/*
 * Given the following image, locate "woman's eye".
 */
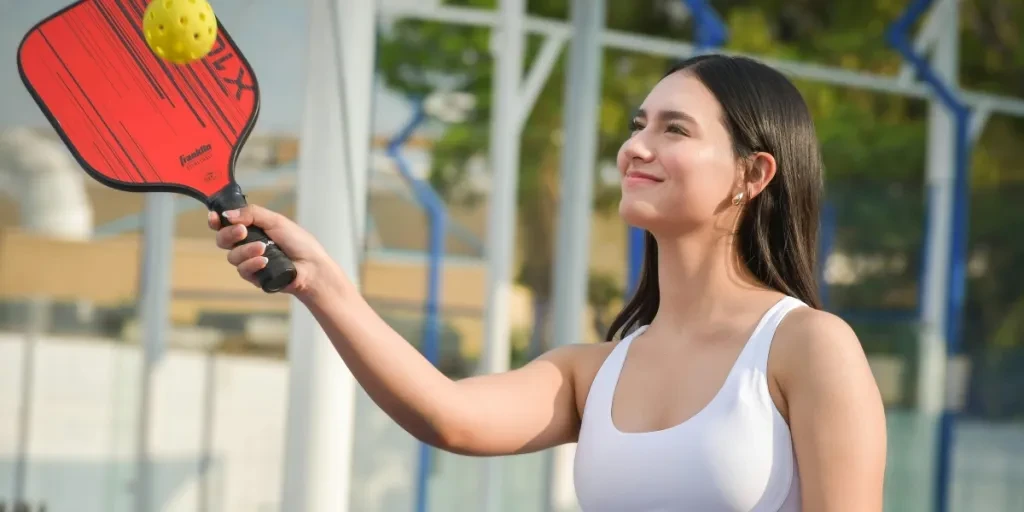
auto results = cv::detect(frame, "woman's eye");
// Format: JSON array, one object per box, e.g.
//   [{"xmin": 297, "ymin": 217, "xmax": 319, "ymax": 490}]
[
  {"xmin": 628, "ymin": 119, "xmax": 645, "ymax": 133},
  {"xmin": 667, "ymin": 123, "xmax": 687, "ymax": 136}
]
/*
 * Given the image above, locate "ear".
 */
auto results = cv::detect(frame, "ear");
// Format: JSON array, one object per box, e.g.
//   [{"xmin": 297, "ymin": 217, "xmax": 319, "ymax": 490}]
[{"xmin": 744, "ymin": 152, "xmax": 777, "ymax": 199}]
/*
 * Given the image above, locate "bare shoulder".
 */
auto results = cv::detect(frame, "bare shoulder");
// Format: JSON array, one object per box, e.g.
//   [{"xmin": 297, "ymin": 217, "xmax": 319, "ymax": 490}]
[
  {"xmin": 773, "ymin": 307, "xmax": 868, "ymax": 380},
  {"xmin": 536, "ymin": 340, "xmax": 620, "ymax": 420},
  {"xmin": 770, "ymin": 307, "xmax": 881, "ymax": 415},
  {"xmin": 539, "ymin": 339, "xmax": 619, "ymax": 383}
]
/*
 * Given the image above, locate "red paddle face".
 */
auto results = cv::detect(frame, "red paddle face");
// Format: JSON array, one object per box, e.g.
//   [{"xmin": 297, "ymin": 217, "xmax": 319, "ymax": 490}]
[{"xmin": 17, "ymin": 0, "xmax": 259, "ymax": 203}]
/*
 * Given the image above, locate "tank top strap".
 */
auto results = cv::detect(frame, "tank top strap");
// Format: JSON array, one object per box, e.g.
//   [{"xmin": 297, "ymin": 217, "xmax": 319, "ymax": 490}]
[
  {"xmin": 745, "ymin": 296, "xmax": 807, "ymax": 373},
  {"xmin": 584, "ymin": 325, "xmax": 648, "ymax": 425}
]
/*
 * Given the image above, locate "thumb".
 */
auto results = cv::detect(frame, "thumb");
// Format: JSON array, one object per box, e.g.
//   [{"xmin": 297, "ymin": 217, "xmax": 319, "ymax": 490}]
[{"xmin": 222, "ymin": 204, "xmax": 284, "ymax": 230}]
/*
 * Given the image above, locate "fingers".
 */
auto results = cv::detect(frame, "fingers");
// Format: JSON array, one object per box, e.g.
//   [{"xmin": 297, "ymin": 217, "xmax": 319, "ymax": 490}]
[
  {"xmin": 237, "ymin": 255, "xmax": 269, "ymax": 285},
  {"xmin": 216, "ymin": 223, "xmax": 248, "ymax": 249},
  {"xmin": 227, "ymin": 241, "xmax": 266, "ymax": 266},
  {"xmin": 207, "ymin": 211, "xmax": 221, "ymax": 231},
  {"xmin": 209, "ymin": 204, "xmax": 288, "ymax": 242},
  {"xmin": 207, "ymin": 204, "xmax": 287, "ymax": 289}
]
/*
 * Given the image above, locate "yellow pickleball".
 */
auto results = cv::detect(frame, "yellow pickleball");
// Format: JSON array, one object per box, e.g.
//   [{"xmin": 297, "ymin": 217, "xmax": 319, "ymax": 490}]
[{"xmin": 143, "ymin": 0, "xmax": 218, "ymax": 64}]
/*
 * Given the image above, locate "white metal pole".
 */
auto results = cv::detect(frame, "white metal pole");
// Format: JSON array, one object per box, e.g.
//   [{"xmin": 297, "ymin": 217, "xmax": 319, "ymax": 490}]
[
  {"xmin": 516, "ymin": 33, "xmax": 569, "ymax": 132},
  {"xmin": 12, "ymin": 296, "xmax": 47, "ymax": 508},
  {"xmin": 279, "ymin": 0, "xmax": 374, "ymax": 510},
  {"xmin": 134, "ymin": 192, "xmax": 176, "ymax": 512},
  {"xmin": 545, "ymin": 0, "xmax": 604, "ymax": 510},
  {"xmin": 917, "ymin": 0, "xmax": 958, "ymax": 419},
  {"xmin": 914, "ymin": 1, "xmax": 959, "ymax": 507},
  {"xmin": 335, "ymin": 0, "xmax": 376, "ymax": 241},
  {"xmin": 479, "ymin": 0, "xmax": 525, "ymax": 509}
]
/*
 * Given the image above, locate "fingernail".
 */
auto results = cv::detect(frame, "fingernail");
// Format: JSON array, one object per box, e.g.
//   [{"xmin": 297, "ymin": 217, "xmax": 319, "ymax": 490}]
[
  {"xmin": 208, "ymin": 211, "xmax": 216, "ymax": 222},
  {"xmin": 260, "ymin": 257, "xmax": 269, "ymax": 267},
  {"xmin": 257, "ymin": 242, "xmax": 268, "ymax": 254},
  {"xmin": 223, "ymin": 210, "xmax": 239, "ymax": 219}
]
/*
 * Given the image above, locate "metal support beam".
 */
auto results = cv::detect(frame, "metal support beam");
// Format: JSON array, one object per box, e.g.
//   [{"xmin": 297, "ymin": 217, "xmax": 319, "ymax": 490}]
[
  {"xmin": 915, "ymin": 0, "xmax": 958, "ymax": 422},
  {"xmin": 896, "ymin": 3, "xmax": 950, "ymax": 85},
  {"xmin": 517, "ymin": 33, "xmax": 569, "ymax": 132},
  {"xmin": 928, "ymin": 1, "xmax": 969, "ymax": 507},
  {"xmin": 546, "ymin": 2, "xmax": 606, "ymax": 511},
  {"xmin": 479, "ymin": 1, "xmax": 526, "ymax": 511},
  {"xmin": 12, "ymin": 297, "xmax": 47, "ymax": 510},
  {"xmin": 133, "ymin": 193, "xmax": 176, "ymax": 512},
  {"xmin": 279, "ymin": 0, "xmax": 375, "ymax": 510},
  {"xmin": 888, "ymin": 1, "xmax": 970, "ymax": 510},
  {"xmin": 970, "ymin": 101, "xmax": 992, "ymax": 142}
]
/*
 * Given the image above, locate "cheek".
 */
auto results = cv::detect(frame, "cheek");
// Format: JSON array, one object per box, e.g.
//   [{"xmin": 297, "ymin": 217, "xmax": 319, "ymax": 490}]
[
  {"xmin": 661, "ymin": 143, "xmax": 733, "ymax": 200},
  {"xmin": 617, "ymin": 139, "xmax": 737, "ymax": 230}
]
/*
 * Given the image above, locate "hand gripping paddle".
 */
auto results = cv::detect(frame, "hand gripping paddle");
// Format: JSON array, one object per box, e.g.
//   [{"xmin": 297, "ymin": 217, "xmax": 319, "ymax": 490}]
[{"xmin": 17, "ymin": 0, "xmax": 297, "ymax": 293}]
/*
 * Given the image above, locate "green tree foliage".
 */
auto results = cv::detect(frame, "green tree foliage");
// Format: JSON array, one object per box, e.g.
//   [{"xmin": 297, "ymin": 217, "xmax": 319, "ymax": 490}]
[{"xmin": 376, "ymin": 0, "xmax": 1024, "ymax": 414}]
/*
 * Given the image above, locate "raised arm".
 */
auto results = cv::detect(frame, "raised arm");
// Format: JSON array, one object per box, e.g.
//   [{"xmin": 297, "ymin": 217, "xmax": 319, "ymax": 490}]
[{"xmin": 211, "ymin": 205, "xmax": 583, "ymax": 456}]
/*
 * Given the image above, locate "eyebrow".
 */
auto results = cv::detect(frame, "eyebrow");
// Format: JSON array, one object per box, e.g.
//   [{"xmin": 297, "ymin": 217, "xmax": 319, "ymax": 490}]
[{"xmin": 634, "ymin": 108, "xmax": 698, "ymax": 125}]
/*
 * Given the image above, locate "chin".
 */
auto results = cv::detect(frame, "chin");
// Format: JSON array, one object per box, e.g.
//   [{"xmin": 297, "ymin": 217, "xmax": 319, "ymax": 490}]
[
  {"xmin": 618, "ymin": 197, "xmax": 660, "ymax": 230},
  {"xmin": 619, "ymin": 198, "xmax": 707, "ymax": 236}
]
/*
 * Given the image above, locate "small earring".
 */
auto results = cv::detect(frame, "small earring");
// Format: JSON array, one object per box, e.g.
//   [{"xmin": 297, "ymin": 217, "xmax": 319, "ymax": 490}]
[{"xmin": 732, "ymin": 192, "xmax": 744, "ymax": 206}]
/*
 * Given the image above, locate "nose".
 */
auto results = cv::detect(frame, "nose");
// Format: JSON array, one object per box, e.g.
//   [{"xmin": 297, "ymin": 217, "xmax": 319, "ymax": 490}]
[{"xmin": 618, "ymin": 132, "xmax": 654, "ymax": 170}]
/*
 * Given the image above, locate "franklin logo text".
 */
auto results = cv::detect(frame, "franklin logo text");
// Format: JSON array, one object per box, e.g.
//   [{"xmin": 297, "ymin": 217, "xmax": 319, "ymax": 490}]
[{"xmin": 180, "ymin": 144, "xmax": 212, "ymax": 168}]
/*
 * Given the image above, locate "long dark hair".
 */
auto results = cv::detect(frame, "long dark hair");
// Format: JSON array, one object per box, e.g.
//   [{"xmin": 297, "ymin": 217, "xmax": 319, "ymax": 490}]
[{"xmin": 606, "ymin": 54, "xmax": 824, "ymax": 341}]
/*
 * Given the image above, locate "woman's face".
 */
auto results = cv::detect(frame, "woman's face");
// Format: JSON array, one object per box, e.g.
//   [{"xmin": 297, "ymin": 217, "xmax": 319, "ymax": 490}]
[{"xmin": 617, "ymin": 71, "xmax": 743, "ymax": 236}]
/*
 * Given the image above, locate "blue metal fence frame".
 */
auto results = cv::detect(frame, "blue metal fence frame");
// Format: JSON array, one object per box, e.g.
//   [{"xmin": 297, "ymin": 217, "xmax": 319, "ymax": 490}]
[
  {"xmin": 886, "ymin": 1, "xmax": 973, "ymax": 510},
  {"xmin": 387, "ymin": 100, "xmax": 447, "ymax": 512},
  {"xmin": 817, "ymin": 201, "xmax": 837, "ymax": 309}
]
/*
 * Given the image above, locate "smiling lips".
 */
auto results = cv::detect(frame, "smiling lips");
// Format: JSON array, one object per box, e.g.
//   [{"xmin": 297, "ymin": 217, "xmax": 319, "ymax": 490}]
[{"xmin": 624, "ymin": 170, "xmax": 665, "ymax": 185}]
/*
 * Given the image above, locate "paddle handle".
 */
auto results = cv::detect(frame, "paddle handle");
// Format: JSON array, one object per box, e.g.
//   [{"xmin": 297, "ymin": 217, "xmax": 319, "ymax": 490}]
[{"xmin": 209, "ymin": 184, "xmax": 298, "ymax": 293}]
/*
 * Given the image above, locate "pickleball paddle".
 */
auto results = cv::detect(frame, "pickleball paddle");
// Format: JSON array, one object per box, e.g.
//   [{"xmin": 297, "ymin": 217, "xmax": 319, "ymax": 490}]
[{"xmin": 16, "ymin": 0, "xmax": 297, "ymax": 293}]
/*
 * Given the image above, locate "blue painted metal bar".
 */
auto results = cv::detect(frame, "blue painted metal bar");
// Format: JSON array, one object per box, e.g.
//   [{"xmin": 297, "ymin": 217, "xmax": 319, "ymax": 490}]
[
  {"xmin": 681, "ymin": 0, "xmax": 728, "ymax": 48},
  {"xmin": 886, "ymin": 2, "xmax": 972, "ymax": 510},
  {"xmin": 386, "ymin": 181, "xmax": 484, "ymax": 256},
  {"xmin": 387, "ymin": 100, "xmax": 447, "ymax": 512},
  {"xmin": 626, "ymin": 226, "xmax": 645, "ymax": 296},
  {"xmin": 627, "ymin": 0, "xmax": 727, "ymax": 298},
  {"xmin": 817, "ymin": 201, "xmax": 837, "ymax": 309}
]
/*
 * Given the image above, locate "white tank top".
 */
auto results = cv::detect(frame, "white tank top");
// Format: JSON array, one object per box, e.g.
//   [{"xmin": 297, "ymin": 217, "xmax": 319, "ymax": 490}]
[{"xmin": 574, "ymin": 296, "xmax": 805, "ymax": 511}]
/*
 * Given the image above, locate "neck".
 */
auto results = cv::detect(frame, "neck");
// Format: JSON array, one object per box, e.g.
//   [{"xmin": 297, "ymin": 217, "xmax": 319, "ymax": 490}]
[{"xmin": 649, "ymin": 228, "xmax": 767, "ymax": 332}]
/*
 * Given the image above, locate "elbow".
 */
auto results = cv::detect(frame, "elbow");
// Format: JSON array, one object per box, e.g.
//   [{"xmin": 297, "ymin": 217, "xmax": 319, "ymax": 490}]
[
  {"xmin": 415, "ymin": 408, "xmax": 486, "ymax": 456},
  {"xmin": 419, "ymin": 388, "xmax": 484, "ymax": 455},
  {"xmin": 429, "ymin": 418, "xmax": 478, "ymax": 455},
  {"xmin": 392, "ymin": 405, "xmax": 476, "ymax": 454}
]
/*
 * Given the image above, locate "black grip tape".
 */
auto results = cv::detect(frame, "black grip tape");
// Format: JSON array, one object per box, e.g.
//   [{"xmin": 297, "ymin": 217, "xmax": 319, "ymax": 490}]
[{"xmin": 209, "ymin": 184, "xmax": 297, "ymax": 293}]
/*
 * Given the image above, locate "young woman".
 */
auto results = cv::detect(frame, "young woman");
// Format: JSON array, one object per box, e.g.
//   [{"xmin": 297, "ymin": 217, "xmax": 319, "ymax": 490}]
[{"xmin": 210, "ymin": 54, "xmax": 887, "ymax": 511}]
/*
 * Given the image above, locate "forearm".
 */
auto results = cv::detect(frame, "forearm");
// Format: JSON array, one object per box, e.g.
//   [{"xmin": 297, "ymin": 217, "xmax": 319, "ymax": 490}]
[{"xmin": 298, "ymin": 267, "xmax": 466, "ymax": 448}]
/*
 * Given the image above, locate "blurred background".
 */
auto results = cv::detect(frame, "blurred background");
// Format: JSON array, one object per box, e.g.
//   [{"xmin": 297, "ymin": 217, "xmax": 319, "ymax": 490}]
[{"xmin": 1, "ymin": 0, "xmax": 1023, "ymax": 511}]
